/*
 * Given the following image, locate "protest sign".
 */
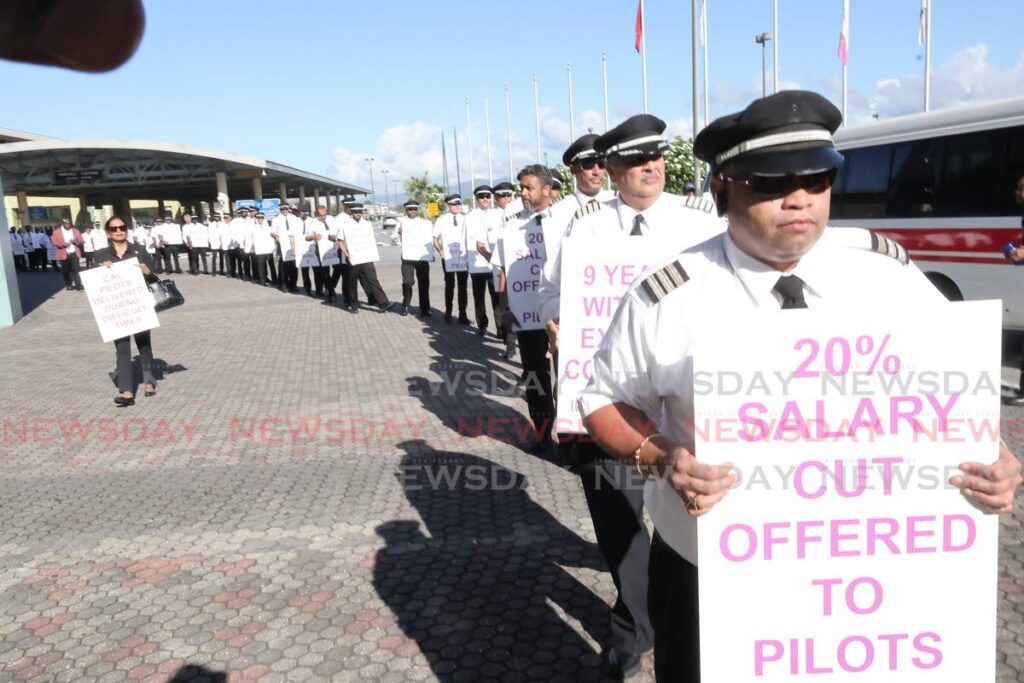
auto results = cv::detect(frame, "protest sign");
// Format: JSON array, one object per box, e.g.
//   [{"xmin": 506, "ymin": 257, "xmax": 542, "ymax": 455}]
[
  {"xmin": 694, "ymin": 301, "xmax": 1001, "ymax": 682},
  {"xmin": 555, "ymin": 237, "xmax": 654, "ymax": 430},
  {"xmin": 500, "ymin": 218, "xmax": 546, "ymax": 331},
  {"xmin": 80, "ymin": 258, "xmax": 160, "ymax": 342},
  {"xmin": 343, "ymin": 222, "xmax": 380, "ymax": 266}
]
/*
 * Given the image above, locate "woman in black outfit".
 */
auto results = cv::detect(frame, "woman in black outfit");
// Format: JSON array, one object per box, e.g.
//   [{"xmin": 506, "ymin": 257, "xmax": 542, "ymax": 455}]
[{"xmin": 93, "ymin": 215, "xmax": 159, "ymax": 407}]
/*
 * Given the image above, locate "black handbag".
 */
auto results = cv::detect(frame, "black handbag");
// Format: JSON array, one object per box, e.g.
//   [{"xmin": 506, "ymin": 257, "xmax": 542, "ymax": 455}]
[{"xmin": 149, "ymin": 279, "xmax": 185, "ymax": 312}]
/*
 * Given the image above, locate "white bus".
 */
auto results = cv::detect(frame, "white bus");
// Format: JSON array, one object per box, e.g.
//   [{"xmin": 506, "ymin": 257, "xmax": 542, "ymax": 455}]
[{"xmin": 830, "ymin": 97, "xmax": 1024, "ymax": 327}]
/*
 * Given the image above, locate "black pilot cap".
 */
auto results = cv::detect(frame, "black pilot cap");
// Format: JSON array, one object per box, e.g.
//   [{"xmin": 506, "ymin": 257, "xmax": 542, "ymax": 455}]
[
  {"xmin": 594, "ymin": 114, "xmax": 669, "ymax": 159},
  {"xmin": 403, "ymin": 200, "xmax": 419, "ymax": 209},
  {"xmin": 694, "ymin": 90, "xmax": 844, "ymax": 175},
  {"xmin": 562, "ymin": 133, "xmax": 601, "ymax": 165}
]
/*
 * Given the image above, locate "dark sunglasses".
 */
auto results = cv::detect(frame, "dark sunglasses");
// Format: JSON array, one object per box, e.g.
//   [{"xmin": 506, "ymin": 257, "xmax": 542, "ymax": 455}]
[
  {"xmin": 578, "ymin": 158, "xmax": 606, "ymax": 171},
  {"xmin": 475, "ymin": 193, "xmax": 492, "ymax": 199},
  {"xmin": 107, "ymin": 225, "xmax": 127, "ymax": 232},
  {"xmin": 722, "ymin": 168, "xmax": 837, "ymax": 198}
]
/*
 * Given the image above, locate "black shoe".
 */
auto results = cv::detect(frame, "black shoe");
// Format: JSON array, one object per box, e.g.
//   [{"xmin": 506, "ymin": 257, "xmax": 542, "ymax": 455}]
[
  {"xmin": 1005, "ymin": 393, "xmax": 1024, "ymax": 406},
  {"xmin": 477, "ymin": 327, "xmax": 486, "ymax": 337},
  {"xmin": 401, "ymin": 306, "xmax": 409, "ymax": 316},
  {"xmin": 144, "ymin": 385, "xmax": 156, "ymax": 398},
  {"xmin": 419, "ymin": 310, "xmax": 431, "ymax": 317},
  {"xmin": 113, "ymin": 395, "xmax": 135, "ymax": 407},
  {"xmin": 605, "ymin": 647, "xmax": 643, "ymax": 678},
  {"xmin": 457, "ymin": 316, "xmax": 470, "ymax": 325},
  {"xmin": 349, "ymin": 305, "xmax": 359, "ymax": 314},
  {"xmin": 445, "ymin": 312, "xmax": 452, "ymax": 324},
  {"xmin": 326, "ymin": 292, "xmax": 335, "ymax": 303}
]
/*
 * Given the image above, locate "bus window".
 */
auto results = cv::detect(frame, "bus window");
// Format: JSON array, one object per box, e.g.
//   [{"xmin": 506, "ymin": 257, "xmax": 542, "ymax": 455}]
[
  {"xmin": 888, "ymin": 139, "xmax": 945, "ymax": 217},
  {"xmin": 998, "ymin": 126, "xmax": 1024, "ymax": 215},
  {"xmin": 937, "ymin": 129, "xmax": 1006, "ymax": 216},
  {"xmin": 835, "ymin": 145, "xmax": 891, "ymax": 219}
]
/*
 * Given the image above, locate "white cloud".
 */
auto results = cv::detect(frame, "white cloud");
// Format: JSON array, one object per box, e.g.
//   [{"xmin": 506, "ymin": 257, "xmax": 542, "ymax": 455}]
[{"xmin": 852, "ymin": 43, "xmax": 1024, "ymax": 123}]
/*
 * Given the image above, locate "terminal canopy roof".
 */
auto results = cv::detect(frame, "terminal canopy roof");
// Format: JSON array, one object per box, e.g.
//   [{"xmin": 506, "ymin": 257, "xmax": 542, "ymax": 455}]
[{"xmin": 0, "ymin": 136, "xmax": 368, "ymax": 203}]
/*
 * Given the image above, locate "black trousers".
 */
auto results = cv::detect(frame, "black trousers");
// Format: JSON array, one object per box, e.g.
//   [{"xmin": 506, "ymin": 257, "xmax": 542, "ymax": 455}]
[
  {"xmin": 269, "ymin": 253, "xmax": 278, "ymax": 284},
  {"xmin": 254, "ymin": 253, "xmax": 271, "ymax": 286},
  {"xmin": 649, "ymin": 531, "xmax": 700, "ymax": 682},
  {"xmin": 226, "ymin": 248, "xmax": 240, "ymax": 278},
  {"xmin": 13, "ymin": 253, "xmax": 27, "ymax": 271},
  {"xmin": 113, "ymin": 330, "xmax": 155, "ymax": 394},
  {"xmin": 516, "ymin": 329, "xmax": 554, "ymax": 439},
  {"xmin": 301, "ymin": 266, "xmax": 312, "ymax": 292},
  {"xmin": 470, "ymin": 272, "xmax": 493, "ymax": 331},
  {"xmin": 338, "ymin": 263, "xmax": 352, "ymax": 304},
  {"xmin": 442, "ymin": 260, "xmax": 468, "ymax": 317},
  {"xmin": 401, "ymin": 260, "xmax": 430, "ymax": 312},
  {"xmin": 280, "ymin": 260, "xmax": 298, "ymax": 291},
  {"xmin": 214, "ymin": 249, "xmax": 227, "ymax": 275},
  {"xmin": 60, "ymin": 254, "xmax": 81, "ymax": 289},
  {"xmin": 348, "ymin": 262, "xmax": 389, "ymax": 307},
  {"xmin": 164, "ymin": 244, "xmax": 183, "ymax": 273},
  {"xmin": 189, "ymin": 247, "xmax": 209, "ymax": 274},
  {"xmin": 312, "ymin": 265, "xmax": 330, "ymax": 295},
  {"xmin": 567, "ymin": 440, "xmax": 654, "ymax": 658},
  {"xmin": 84, "ymin": 252, "xmax": 95, "ymax": 269}
]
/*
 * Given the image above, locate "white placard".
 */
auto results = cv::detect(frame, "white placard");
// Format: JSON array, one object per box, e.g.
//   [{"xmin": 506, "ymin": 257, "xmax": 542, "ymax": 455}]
[
  {"xmin": 318, "ymin": 236, "xmax": 340, "ymax": 266},
  {"xmin": 555, "ymin": 238, "xmax": 656, "ymax": 431},
  {"xmin": 80, "ymin": 258, "xmax": 160, "ymax": 343},
  {"xmin": 441, "ymin": 240, "xmax": 468, "ymax": 271},
  {"xmin": 400, "ymin": 219, "xmax": 435, "ymax": 262},
  {"xmin": 501, "ymin": 218, "xmax": 547, "ymax": 331},
  {"xmin": 296, "ymin": 237, "xmax": 319, "ymax": 268},
  {"xmin": 344, "ymin": 222, "xmax": 380, "ymax": 266},
  {"xmin": 694, "ymin": 301, "xmax": 1001, "ymax": 682}
]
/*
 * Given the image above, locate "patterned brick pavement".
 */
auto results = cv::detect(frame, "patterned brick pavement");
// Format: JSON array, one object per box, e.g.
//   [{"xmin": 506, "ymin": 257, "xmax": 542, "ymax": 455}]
[{"xmin": 0, "ymin": 242, "xmax": 1022, "ymax": 682}]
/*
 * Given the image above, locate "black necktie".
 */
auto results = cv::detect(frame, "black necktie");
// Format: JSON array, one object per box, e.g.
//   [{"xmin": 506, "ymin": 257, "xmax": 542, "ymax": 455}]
[
  {"xmin": 773, "ymin": 275, "xmax": 808, "ymax": 309},
  {"xmin": 630, "ymin": 214, "xmax": 644, "ymax": 236},
  {"xmin": 453, "ymin": 215, "xmax": 458, "ymax": 227}
]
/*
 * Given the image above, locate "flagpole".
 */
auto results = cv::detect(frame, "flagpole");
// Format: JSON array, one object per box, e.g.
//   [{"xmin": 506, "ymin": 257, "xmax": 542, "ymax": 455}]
[
  {"xmin": 484, "ymin": 95, "xmax": 494, "ymax": 184},
  {"xmin": 441, "ymin": 132, "xmax": 450, "ymax": 194},
  {"xmin": 691, "ymin": 0, "xmax": 700, "ymax": 187},
  {"xmin": 602, "ymin": 52, "xmax": 610, "ymax": 132},
  {"xmin": 505, "ymin": 82, "xmax": 514, "ymax": 182},
  {"xmin": 533, "ymin": 73, "xmax": 542, "ymax": 163},
  {"xmin": 701, "ymin": 0, "xmax": 709, "ymax": 127},
  {"xmin": 567, "ymin": 64, "xmax": 575, "ymax": 142},
  {"xmin": 772, "ymin": 0, "xmax": 779, "ymax": 93},
  {"xmin": 466, "ymin": 99, "xmax": 476, "ymax": 197},
  {"xmin": 923, "ymin": 0, "xmax": 931, "ymax": 112},
  {"xmin": 641, "ymin": 0, "xmax": 649, "ymax": 113},
  {"xmin": 453, "ymin": 125, "xmax": 462, "ymax": 197}
]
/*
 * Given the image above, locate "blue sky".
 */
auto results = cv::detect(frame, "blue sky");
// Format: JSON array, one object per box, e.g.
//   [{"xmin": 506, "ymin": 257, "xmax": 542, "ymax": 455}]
[{"xmin": 2, "ymin": 0, "xmax": 1022, "ymax": 201}]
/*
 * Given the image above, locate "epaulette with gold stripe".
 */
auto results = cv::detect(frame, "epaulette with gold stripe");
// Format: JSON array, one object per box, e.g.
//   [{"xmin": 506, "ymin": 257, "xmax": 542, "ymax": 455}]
[
  {"xmin": 870, "ymin": 232, "xmax": 910, "ymax": 265},
  {"xmin": 573, "ymin": 200, "xmax": 606, "ymax": 221},
  {"xmin": 640, "ymin": 260, "xmax": 689, "ymax": 302},
  {"xmin": 683, "ymin": 194, "xmax": 716, "ymax": 214},
  {"xmin": 503, "ymin": 208, "xmax": 529, "ymax": 224}
]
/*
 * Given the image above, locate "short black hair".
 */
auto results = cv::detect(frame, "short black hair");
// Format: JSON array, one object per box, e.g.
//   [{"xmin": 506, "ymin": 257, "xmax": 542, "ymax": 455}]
[{"xmin": 516, "ymin": 164, "xmax": 553, "ymax": 187}]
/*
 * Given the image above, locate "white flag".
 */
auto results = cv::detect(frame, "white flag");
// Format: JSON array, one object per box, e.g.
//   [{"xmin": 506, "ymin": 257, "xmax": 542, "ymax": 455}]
[{"xmin": 918, "ymin": 0, "xmax": 929, "ymax": 46}]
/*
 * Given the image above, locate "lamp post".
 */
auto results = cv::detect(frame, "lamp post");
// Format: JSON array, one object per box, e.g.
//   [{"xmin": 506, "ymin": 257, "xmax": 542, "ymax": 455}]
[
  {"xmin": 755, "ymin": 32, "xmax": 772, "ymax": 97},
  {"xmin": 382, "ymin": 169, "xmax": 390, "ymax": 209},
  {"xmin": 364, "ymin": 157, "xmax": 375, "ymax": 205}
]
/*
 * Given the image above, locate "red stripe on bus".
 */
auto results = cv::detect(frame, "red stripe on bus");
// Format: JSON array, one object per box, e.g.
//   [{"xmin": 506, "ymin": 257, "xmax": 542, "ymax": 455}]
[
  {"xmin": 876, "ymin": 227, "xmax": 1019, "ymax": 253},
  {"xmin": 913, "ymin": 255, "xmax": 1007, "ymax": 265}
]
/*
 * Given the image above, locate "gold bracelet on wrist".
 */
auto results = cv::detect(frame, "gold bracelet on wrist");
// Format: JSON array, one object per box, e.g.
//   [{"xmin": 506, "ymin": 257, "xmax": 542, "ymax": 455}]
[{"xmin": 633, "ymin": 432, "xmax": 662, "ymax": 475}]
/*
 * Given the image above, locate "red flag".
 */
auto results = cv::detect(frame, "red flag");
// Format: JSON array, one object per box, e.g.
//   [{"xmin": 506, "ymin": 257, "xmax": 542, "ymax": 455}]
[{"xmin": 635, "ymin": 0, "xmax": 643, "ymax": 52}]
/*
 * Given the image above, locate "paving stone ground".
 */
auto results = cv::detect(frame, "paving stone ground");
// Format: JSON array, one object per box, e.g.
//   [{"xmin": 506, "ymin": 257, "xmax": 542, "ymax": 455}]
[{"xmin": 1, "ymin": 240, "xmax": 1022, "ymax": 682}]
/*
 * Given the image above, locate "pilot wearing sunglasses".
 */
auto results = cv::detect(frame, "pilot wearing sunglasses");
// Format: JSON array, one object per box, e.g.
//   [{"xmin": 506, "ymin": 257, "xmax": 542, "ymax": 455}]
[{"xmin": 577, "ymin": 90, "xmax": 1022, "ymax": 682}]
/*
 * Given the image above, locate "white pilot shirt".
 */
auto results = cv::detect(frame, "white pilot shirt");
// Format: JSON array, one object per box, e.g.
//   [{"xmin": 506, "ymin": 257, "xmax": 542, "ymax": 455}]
[
  {"xmin": 538, "ymin": 191, "xmax": 725, "ymax": 324},
  {"xmin": 463, "ymin": 208, "xmax": 495, "ymax": 274},
  {"xmin": 187, "ymin": 222, "xmax": 210, "ymax": 248},
  {"xmin": 162, "ymin": 222, "xmax": 184, "ymax": 246},
  {"xmin": 433, "ymin": 212, "xmax": 468, "ymax": 270},
  {"xmin": 207, "ymin": 222, "xmax": 222, "ymax": 251},
  {"xmin": 577, "ymin": 228, "xmax": 947, "ymax": 567},
  {"xmin": 251, "ymin": 220, "xmax": 277, "ymax": 255},
  {"xmin": 271, "ymin": 214, "xmax": 301, "ymax": 262},
  {"xmin": 10, "ymin": 233, "xmax": 24, "ymax": 255}
]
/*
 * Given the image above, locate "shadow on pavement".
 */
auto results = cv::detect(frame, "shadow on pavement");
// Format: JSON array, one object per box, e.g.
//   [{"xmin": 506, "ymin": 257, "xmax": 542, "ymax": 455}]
[
  {"xmin": 17, "ymin": 270, "xmax": 65, "ymax": 316},
  {"xmin": 374, "ymin": 441, "xmax": 615, "ymax": 682},
  {"xmin": 167, "ymin": 664, "xmax": 227, "ymax": 682}
]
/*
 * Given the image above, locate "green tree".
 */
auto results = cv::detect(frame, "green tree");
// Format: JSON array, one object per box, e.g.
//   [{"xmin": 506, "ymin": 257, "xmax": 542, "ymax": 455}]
[
  {"xmin": 403, "ymin": 173, "xmax": 445, "ymax": 208},
  {"xmin": 553, "ymin": 164, "xmax": 574, "ymax": 196},
  {"xmin": 663, "ymin": 135, "xmax": 697, "ymax": 195}
]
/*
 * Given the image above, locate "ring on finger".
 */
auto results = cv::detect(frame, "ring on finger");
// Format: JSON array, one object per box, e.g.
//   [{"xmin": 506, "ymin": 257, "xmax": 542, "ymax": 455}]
[{"xmin": 686, "ymin": 493, "xmax": 699, "ymax": 511}]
